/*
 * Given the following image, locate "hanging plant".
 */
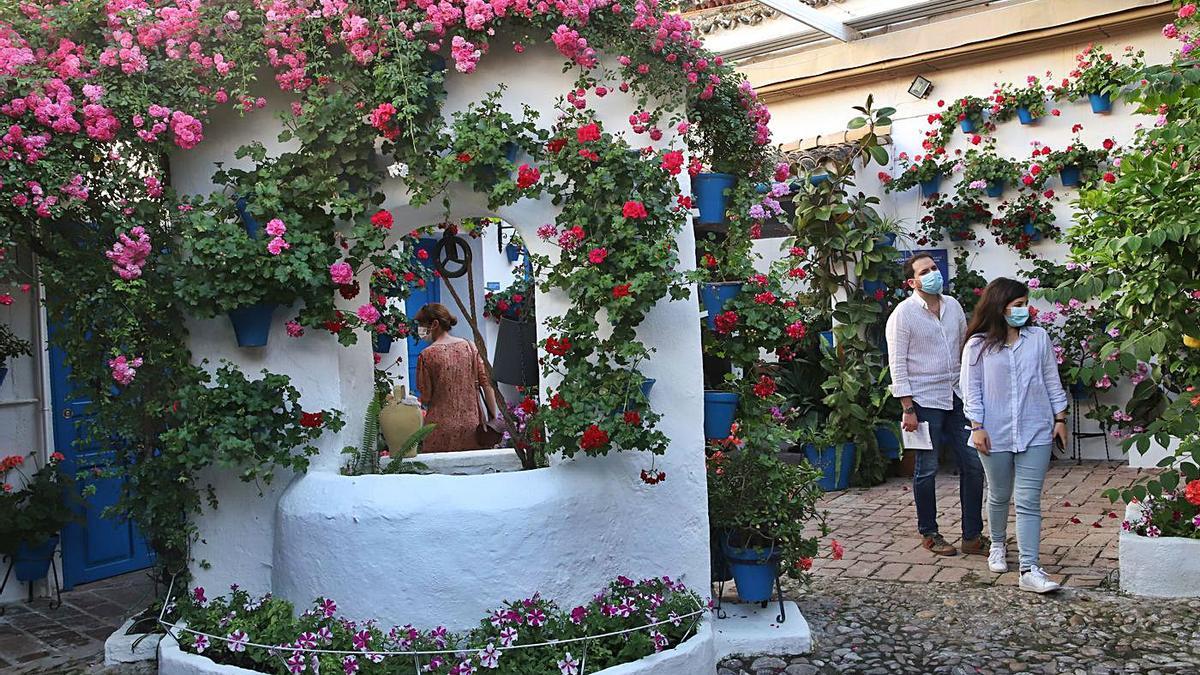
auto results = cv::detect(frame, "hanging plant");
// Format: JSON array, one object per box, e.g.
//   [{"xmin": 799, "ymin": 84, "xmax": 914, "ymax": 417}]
[
  {"xmin": 1043, "ymin": 132, "xmax": 1115, "ymax": 187},
  {"xmin": 1053, "ymin": 44, "xmax": 1145, "ymax": 107},
  {"xmin": 991, "ymin": 74, "xmax": 1057, "ymax": 124},
  {"xmin": 915, "ymin": 194, "xmax": 992, "ymax": 246},
  {"xmin": 960, "ymin": 142, "xmax": 1019, "ymax": 198},
  {"xmin": 880, "ymin": 151, "xmax": 948, "ymax": 195},
  {"xmin": 990, "ymin": 193, "xmax": 1059, "ymax": 256}
]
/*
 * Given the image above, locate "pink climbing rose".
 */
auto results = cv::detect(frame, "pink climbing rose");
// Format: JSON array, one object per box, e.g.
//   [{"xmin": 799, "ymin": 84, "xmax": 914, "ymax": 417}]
[
  {"xmin": 105, "ymin": 227, "xmax": 152, "ymax": 280},
  {"xmin": 356, "ymin": 304, "xmax": 381, "ymax": 324},
  {"xmin": 330, "ymin": 262, "xmax": 353, "ymax": 285},
  {"xmin": 108, "ymin": 355, "xmax": 143, "ymax": 386}
]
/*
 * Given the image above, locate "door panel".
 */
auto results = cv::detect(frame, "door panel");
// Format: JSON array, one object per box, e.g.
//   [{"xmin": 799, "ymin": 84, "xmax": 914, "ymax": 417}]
[{"xmin": 406, "ymin": 239, "xmax": 442, "ymax": 396}]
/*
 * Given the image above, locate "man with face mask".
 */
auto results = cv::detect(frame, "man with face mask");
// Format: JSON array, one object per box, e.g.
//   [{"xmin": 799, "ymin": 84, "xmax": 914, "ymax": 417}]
[{"xmin": 884, "ymin": 253, "xmax": 987, "ymax": 557}]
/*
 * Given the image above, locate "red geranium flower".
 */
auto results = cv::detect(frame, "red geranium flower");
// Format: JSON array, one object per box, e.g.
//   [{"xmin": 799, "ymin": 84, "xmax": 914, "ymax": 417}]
[
  {"xmin": 623, "ymin": 410, "xmax": 641, "ymax": 425},
  {"xmin": 831, "ymin": 540, "xmax": 845, "ymax": 560},
  {"xmin": 588, "ymin": 247, "xmax": 607, "ymax": 265},
  {"xmin": 1103, "ymin": 172, "xmax": 1116, "ymax": 183},
  {"xmin": 786, "ymin": 321, "xmax": 806, "ymax": 339},
  {"xmin": 612, "ymin": 284, "xmax": 631, "ymax": 298},
  {"xmin": 702, "ymin": 253, "xmax": 718, "ymax": 269},
  {"xmin": 576, "ymin": 123, "xmax": 601, "ymax": 143},
  {"xmin": 456, "ymin": 152, "xmax": 472, "ymax": 163},
  {"xmin": 752, "ymin": 375, "xmax": 777, "ymax": 398},
  {"xmin": 622, "ymin": 200, "xmax": 648, "ymax": 219},
  {"xmin": 796, "ymin": 557, "xmax": 813, "ymax": 571},
  {"xmin": 519, "ymin": 397, "xmax": 537, "ymax": 414},
  {"xmin": 550, "ymin": 392, "xmax": 568, "ymax": 410},
  {"xmin": 753, "ymin": 291, "xmax": 776, "ymax": 305},
  {"xmin": 714, "ymin": 310, "xmax": 738, "ymax": 335},
  {"xmin": 580, "ymin": 424, "xmax": 609, "ymax": 451},
  {"xmin": 1184, "ymin": 479, "xmax": 1200, "ymax": 506},
  {"xmin": 660, "ymin": 150, "xmax": 684, "ymax": 175},
  {"xmin": 299, "ymin": 411, "xmax": 324, "ymax": 428},
  {"xmin": 370, "ymin": 210, "xmax": 393, "ymax": 229},
  {"xmin": 547, "ymin": 137, "xmax": 566, "ymax": 154},
  {"xmin": 545, "ymin": 336, "xmax": 572, "ymax": 356},
  {"xmin": 517, "ymin": 164, "xmax": 541, "ymax": 190}
]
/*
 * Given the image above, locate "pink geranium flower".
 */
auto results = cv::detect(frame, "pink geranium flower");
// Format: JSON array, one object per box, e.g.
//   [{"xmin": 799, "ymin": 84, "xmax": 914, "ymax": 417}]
[{"xmin": 330, "ymin": 262, "xmax": 353, "ymax": 285}]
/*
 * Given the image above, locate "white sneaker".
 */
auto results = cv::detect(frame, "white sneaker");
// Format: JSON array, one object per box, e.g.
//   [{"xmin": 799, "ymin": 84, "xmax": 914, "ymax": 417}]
[
  {"xmin": 1018, "ymin": 565, "xmax": 1062, "ymax": 594},
  {"xmin": 987, "ymin": 545, "xmax": 1008, "ymax": 573}
]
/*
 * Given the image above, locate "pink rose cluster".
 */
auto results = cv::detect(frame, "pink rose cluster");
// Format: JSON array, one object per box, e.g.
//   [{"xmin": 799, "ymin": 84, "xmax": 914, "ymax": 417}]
[
  {"xmin": 330, "ymin": 262, "xmax": 354, "ymax": 285},
  {"xmin": 105, "ymin": 226, "xmax": 153, "ymax": 280},
  {"xmin": 108, "ymin": 354, "xmax": 143, "ymax": 386}
]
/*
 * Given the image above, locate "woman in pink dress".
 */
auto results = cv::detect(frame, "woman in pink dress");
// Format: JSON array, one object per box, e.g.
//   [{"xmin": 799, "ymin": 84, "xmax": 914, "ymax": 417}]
[{"xmin": 414, "ymin": 303, "xmax": 500, "ymax": 453}]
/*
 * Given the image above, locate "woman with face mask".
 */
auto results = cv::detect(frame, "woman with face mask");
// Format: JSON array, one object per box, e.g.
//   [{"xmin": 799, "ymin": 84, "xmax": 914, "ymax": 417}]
[
  {"xmin": 960, "ymin": 278, "xmax": 1069, "ymax": 593},
  {"xmin": 413, "ymin": 303, "xmax": 500, "ymax": 453}
]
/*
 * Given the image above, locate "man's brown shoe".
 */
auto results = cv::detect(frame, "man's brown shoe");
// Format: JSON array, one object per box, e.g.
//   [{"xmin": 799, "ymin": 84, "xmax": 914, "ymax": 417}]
[
  {"xmin": 961, "ymin": 536, "xmax": 992, "ymax": 555},
  {"xmin": 922, "ymin": 533, "xmax": 958, "ymax": 556}
]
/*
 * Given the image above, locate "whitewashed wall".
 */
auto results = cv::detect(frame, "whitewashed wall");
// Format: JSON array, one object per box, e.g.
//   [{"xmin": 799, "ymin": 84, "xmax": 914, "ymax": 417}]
[
  {"xmin": 749, "ymin": 24, "xmax": 1174, "ymax": 464},
  {"xmin": 170, "ymin": 38, "xmax": 711, "ymax": 635}
]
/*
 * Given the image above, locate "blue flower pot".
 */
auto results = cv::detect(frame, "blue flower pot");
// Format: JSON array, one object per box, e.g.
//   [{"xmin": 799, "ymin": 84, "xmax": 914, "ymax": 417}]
[
  {"xmin": 235, "ymin": 197, "xmax": 260, "ymax": 239},
  {"xmin": 1089, "ymin": 92, "xmax": 1112, "ymax": 114},
  {"xmin": 227, "ymin": 303, "xmax": 278, "ymax": 348},
  {"xmin": 374, "ymin": 333, "xmax": 393, "ymax": 354},
  {"xmin": 986, "ymin": 181, "xmax": 1006, "ymax": 198},
  {"xmin": 14, "ymin": 536, "xmax": 58, "ymax": 582},
  {"xmin": 703, "ymin": 391, "xmax": 739, "ymax": 440},
  {"xmin": 877, "ymin": 232, "xmax": 897, "ymax": 247},
  {"xmin": 1017, "ymin": 106, "xmax": 1036, "ymax": 125},
  {"xmin": 874, "ymin": 426, "xmax": 901, "ymax": 460},
  {"xmin": 700, "ymin": 282, "xmax": 743, "ymax": 331},
  {"xmin": 1071, "ymin": 381, "xmax": 1089, "ymax": 400},
  {"xmin": 693, "ymin": 173, "xmax": 737, "ymax": 225},
  {"xmin": 1022, "ymin": 222, "xmax": 1042, "ymax": 242},
  {"xmin": 720, "ymin": 533, "xmax": 779, "ymax": 603},
  {"xmin": 919, "ymin": 174, "xmax": 942, "ymax": 198},
  {"xmin": 640, "ymin": 378, "xmax": 655, "ymax": 399},
  {"xmin": 803, "ymin": 443, "xmax": 857, "ymax": 491},
  {"xmin": 809, "ymin": 173, "xmax": 830, "ymax": 186},
  {"xmin": 960, "ymin": 118, "xmax": 977, "ymax": 133},
  {"xmin": 819, "ymin": 330, "xmax": 834, "ymax": 349},
  {"xmin": 505, "ymin": 243, "xmax": 522, "ymax": 263},
  {"xmin": 0, "ymin": 366, "xmax": 7, "ymax": 388},
  {"xmin": 1059, "ymin": 165, "xmax": 1082, "ymax": 188}
]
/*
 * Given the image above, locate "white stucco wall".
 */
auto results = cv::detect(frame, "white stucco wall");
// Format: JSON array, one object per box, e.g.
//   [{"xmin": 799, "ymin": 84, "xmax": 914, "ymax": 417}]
[
  {"xmin": 745, "ymin": 22, "xmax": 1174, "ymax": 464},
  {"xmin": 169, "ymin": 38, "xmax": 710, "ymax": 640}
]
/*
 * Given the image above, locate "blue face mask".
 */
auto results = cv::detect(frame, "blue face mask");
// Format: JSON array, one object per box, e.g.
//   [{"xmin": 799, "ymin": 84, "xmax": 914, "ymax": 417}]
[
  {"xmin": 918, "ymin": 269, "xmax": 943, "ymax": 295},
  {"xmin": 1006, "ymin": 306, "xmax": 1030, "ymax": 327}
]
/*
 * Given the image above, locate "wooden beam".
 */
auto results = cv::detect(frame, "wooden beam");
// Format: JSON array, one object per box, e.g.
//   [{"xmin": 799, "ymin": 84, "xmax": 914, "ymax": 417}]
[{"xmin": 754, "ymin": 0, "xmax": 862, "ymax": 42}]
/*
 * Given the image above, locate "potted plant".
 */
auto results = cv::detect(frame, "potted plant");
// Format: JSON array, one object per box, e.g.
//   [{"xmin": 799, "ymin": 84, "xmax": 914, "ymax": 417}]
[
  {"xmin": 686, "ymin": 79, "xmax": 771, "ymax": 225},
  {"xmin": 881, "ymin": 152, "xmax": 947, "ymax": 198},
  {"xmin": 990, "ymin": 193, "xmax": 1058, "ymax": 256},
  {"xmin": 1045, "ymin": 136, "xmax": 1112, "ymax": 188},
  {"xmin": 0, "ymin": 322, "xmax": 32, "ymax": 388},
  {"xmin": 1057, "ymin": 44, "xmax": 1145, "ymax": 114},
  {"xmin": 0, "ymin": 452, "xmax": 79, "ymax": 583},
  {"xmin": 948, "ymin": 249, "xmax": 989, "ymax": 317},
  {"xmin": 707, "ymin": 447, "xmax": 827, "ymax": 601},
  {"xmin": 944, "ymin": 95, "xmax": 988, "ymax": 134},
  {"xmin": 915, "ymin": 193, "xmax": 991, "ymax": 245},
  {"xmin": 961, "ymin": 143, "xmax": 1018, "ymax": 199},
  {"xmin": 992, "ymin": 75, "xmax": 1051, "ymax": 125},
  {"xmin": 504, "ymin": 232, "xmax": 524, "ymax": 263}
]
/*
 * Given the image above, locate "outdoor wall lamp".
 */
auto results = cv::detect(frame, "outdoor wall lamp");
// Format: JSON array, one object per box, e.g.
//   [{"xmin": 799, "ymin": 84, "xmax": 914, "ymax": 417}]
[{"xmin": 908, "ymin": 75, "xmax": 933, "ymax": 99}]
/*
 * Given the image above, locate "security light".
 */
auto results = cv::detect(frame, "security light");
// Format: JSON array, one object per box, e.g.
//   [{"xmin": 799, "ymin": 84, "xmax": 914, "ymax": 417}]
[{"xmin": 908, "ymin": 75, "xmax": 933, "ymax": 100}]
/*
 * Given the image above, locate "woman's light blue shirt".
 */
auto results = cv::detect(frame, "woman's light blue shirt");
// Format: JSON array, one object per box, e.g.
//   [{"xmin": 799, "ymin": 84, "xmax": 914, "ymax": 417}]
[{"xmin": 960, "ymin": 326, "xmax": 1069, "ymax": 453}]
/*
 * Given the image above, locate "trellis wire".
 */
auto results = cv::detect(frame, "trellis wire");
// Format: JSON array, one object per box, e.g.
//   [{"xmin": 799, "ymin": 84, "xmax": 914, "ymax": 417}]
[{"xmin": 157, "ymin": 575, "xmax": 707, "ymax": 666}]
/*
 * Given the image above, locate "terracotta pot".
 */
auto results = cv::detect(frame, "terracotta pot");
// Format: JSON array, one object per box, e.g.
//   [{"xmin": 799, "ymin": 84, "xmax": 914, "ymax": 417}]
[{"xmin": 379, "ymin": 386, "xmax": 424, "ymax": 458}]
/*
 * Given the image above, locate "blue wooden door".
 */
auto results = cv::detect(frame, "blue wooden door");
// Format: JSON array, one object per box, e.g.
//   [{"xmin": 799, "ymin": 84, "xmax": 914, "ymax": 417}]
[
  {"xmin": 406, "ymin": 239, "xmax": 441, "ymax": 396},
  {"xmin": 47, "ymin": 339, "xmax": 153, "ymax": 588}
]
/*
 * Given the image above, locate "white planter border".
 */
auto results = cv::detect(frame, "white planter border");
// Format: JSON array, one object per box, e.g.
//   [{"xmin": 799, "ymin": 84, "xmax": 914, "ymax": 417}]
[
  {"xmin": 104, "ymin": 616, "xmax": 163, "ymax": 665},
  {"xmin": 1118, "ymin": 531, "xmax": 1200, "ymax": 598},
  {"xmin": 158, "ymin": 620, "xmax": 715, "ymax": 675}
]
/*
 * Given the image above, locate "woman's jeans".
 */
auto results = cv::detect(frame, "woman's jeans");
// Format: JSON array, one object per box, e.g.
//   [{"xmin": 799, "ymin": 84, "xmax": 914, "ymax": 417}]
[
  {"xmin": 912, "ymin": 397, "xmax": 985, "ymax": 541},
  {"xmin": 978, "ymin": 444, "xmax": 1053, "ymax": 570}
]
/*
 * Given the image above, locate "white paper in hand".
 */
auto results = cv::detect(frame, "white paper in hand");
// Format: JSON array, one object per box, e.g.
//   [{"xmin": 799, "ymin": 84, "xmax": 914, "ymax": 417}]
[{"xmin": 901, "ymin": 421, "xmax": 933, "ymax": 450}]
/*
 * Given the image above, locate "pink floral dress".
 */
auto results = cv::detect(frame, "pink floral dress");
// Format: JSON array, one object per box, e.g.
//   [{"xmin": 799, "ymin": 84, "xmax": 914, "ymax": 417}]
[{"xmin": 416, "ymin": 339, "xmax": 491, "ymax": 453}]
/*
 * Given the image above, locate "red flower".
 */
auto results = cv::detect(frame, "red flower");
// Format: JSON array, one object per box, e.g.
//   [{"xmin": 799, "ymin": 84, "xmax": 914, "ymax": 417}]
[
  {"xmin": 796, "ymin": 557, "xmax": 813, "ymax": 571},
  {"xmin": 416, "ymin": 248, "xmax": 430, "ymax": 260},
  {"xmin": 1102, "ymin": 172, "xmax": 1116, "ymax": 183},
  {"xmin": 752, "ymin": 375, "xmax": 777, "ymax": 398},
  {"xmin": 623, "ymin": 410, "xmax": 641, "ymax": 425},
  {"xmin": 661, "ymin": 150, "xmax": 684, "ymax": 175},
  {"xmin": 545, "ymin": 336, "xmax": 572, "ymax": 356},
  {"xmin": 299, "ymin": 411, "xmax": 324, "ymax": 428},
  {"xmin": 519, "ymin": 397, "xmax": 537, "ymax": 414},
  {"xmin": 612, "ymin": 284, "xmax": 631, "ymax": 298},
  {"xmin": 588, "ymin": 247, "xmax": 608, "ymax": 264},
  {"xmin": 456, "ymin": 152, "xmax": 472, "ymax": 163},
  {"xmin": 1022, "ymin": 174, "xmax": 1035, "ymax": 186},
  {"xmin": 578, "ymin": 149, "xmax": 600, "ymax": 162},
  {"xmin": 1051, "ymin": 108, "xmax": 1062, "ymax": 116},
  {"xmin": 753, "ymin": 291, "xmax": 776, "ymax": 305},
  {"xmin": 622, "ymin": 200, "xmax": 648, "ymax": 219},
  {"xmin": 370, "ymin": 210, "xmax": 393, "ymax": 229},
  {"xmin": 550, "ymin": 393, "xmax": 568, "ymax": 410},
  {"xmin": 788, "ymin": 267, "xmax": 806, "ymax": 279},
  {"xmin": 576, "ymin": 123, "xmax": 601, "ymax": 143},
  {"xmin": 786, "ymin": 321, "xmax": 807, "ymax": 339},
  {"xmin": 1184, "ymin": 480, "xmax": 1200, "ymax": 506},
  {"xmin": 713, "ymin": 311, "xmax": 738, "ymax": 335},
  {"xmin": 677, "ymin": 195, "xmax": 693, "ymax": 209},
  {"xmin": 50, "ymin": 451, "xmax": 65, "ymax": 463},
  {"xmin": 516, "ymin": 164, "xmax": 541, "ymax": 190},
  {"xmin": 874, "ymin": 288, "xmax": 886, "ymax": 301},
  {"xmin": 639, "ymin": 469, "xmax": 666, "ymax": 485},
  {"xmin": 831, "ymin": 539, "xmax": 844, "ymax": 560},
  {"xmin": 1102, "ymin": 138, "xmax": 1115, "ymax": 150},
  {"xmin": 338, "ymin": 281, "xmax": 360, "ymax": 300},
  {"xmin": 547, "ymin": 137, "xmax": 567, "ymax": 154},
  {"xmin": 1043, "ymin": 189, "xmax": 1055, "ymax": 199},
  {"xmin": 1030, "ymin": 164, "xmax": 1042, "ymax": 176},
  {"xmin": 580, "ymin": 424, "xmax": 609, "ymax": 451}
]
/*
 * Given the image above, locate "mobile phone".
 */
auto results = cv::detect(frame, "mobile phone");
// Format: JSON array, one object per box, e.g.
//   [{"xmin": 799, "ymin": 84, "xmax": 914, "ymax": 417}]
[{"xmin": 1054, "ymin": 434, "xmax": 1065, "ymax": 451}]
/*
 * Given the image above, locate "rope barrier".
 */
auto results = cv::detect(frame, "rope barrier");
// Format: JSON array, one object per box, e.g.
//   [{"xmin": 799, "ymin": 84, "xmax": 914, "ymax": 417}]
[{"xmin": 157, "ymin": 575, "xmax": 708, "ymax": 663}]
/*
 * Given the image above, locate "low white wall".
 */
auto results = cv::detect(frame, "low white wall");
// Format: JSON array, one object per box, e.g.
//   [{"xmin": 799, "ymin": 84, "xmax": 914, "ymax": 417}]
[{"xmin": 1119, "ymin": 532, "xmax": 1200, "ymax": 598}]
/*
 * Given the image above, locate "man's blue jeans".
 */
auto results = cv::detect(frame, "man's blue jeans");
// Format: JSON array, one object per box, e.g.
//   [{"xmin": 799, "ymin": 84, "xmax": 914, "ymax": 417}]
[{"xmin": 912, "ymin": 397, "xmax": 985, "ymax": 540}]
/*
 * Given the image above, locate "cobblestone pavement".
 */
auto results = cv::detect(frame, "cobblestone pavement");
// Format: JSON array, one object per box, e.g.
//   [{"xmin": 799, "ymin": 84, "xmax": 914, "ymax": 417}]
[
  {"xmin": 0, "ymin": 570, "xmax": 156, "ymax": 674},
  {"xmin": 718, "ymin": 575, "xmax": 1200, "ymax": 675},
  {"xmin": 809, "ymin": 460, "xmax": 1148, "ymax": 589}
]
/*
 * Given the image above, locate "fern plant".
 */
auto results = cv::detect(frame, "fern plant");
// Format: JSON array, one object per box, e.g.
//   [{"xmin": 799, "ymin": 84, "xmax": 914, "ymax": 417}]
[
  {"xmin": 341, "ymin": 397, "xmax": 382, "ymax": 476},
  {"xmin": 382, "ymin": 424, "xmax": 437, "ymax": 474}
]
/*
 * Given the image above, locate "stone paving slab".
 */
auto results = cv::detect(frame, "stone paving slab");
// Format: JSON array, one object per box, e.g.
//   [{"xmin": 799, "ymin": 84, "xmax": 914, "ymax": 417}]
[
  {"xmin": 0, "ymin": 570, "xmax": 156, "ymax": 674},
  {"xmin": 807, "ymin": 460, "xmax": 1146, "ymax": 590}
]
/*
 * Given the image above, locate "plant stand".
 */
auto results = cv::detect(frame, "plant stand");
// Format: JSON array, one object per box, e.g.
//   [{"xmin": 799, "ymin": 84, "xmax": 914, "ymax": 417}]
[
  {"xmin": 0, "ymin": 553, "xmax": 63, "ymax": 614},
  {"xmin": 1061, "ymin": 391, "xmax": 1112, "ymax": 463},
  {"xmin": 711, "ymin": 567, "xmax": 787, "ymax": 624}
]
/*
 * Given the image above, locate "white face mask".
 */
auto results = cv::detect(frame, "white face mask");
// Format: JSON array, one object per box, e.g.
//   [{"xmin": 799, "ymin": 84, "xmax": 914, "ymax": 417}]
[{"xmin": 417, "ymin": 326, "xmax": 431, "ymax": 341}]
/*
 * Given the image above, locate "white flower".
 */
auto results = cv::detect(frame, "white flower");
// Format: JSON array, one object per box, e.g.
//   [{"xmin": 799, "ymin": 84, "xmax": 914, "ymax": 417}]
[
  {"xmin": 478, "ymin": 643, "xmax": 502, "ymax": 668},
  {"xmin": 557, "ymin": 652, "xmax": 580, "ymax": 675},
  {"xmin": 387, "ymin": 162, "xmax": 410, "ymax": 178}
]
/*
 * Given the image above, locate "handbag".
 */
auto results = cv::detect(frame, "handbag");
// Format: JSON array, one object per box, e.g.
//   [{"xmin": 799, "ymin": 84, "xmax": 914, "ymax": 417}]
[{"xmin": 475, "ymin": 417, "xmax": 505, "ymax": 448}]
